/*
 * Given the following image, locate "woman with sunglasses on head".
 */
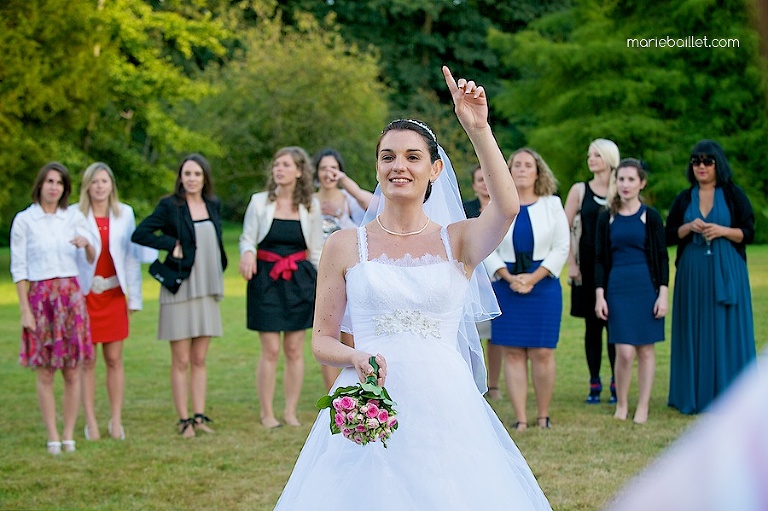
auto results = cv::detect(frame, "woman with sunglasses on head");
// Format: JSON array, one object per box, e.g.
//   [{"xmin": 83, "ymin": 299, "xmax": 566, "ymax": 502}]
[{"xmin": 666, "ymin": 140, "xmax": 756, "ymax": 415}]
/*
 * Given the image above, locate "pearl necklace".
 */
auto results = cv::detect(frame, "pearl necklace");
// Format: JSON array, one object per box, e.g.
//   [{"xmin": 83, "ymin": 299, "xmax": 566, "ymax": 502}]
[{"xmin": 376, "ymin": 215, "xmax": 430, "ymax": 236}]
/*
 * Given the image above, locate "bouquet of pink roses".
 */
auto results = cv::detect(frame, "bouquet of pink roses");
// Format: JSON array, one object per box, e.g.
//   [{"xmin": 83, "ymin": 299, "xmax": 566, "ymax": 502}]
[{"xmin": 317, "ymin": 357, "xmax": 398, "ymax": 447}]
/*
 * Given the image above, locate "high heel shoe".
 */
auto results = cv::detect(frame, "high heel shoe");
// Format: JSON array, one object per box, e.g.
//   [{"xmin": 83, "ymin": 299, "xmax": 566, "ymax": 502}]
[
  {"xmin": 511, "ymin": 421, "xmax": 528, "ymax": 432},
  {"xmin": 108, "ymin": 419, "xmax": 125, "ymax": 440},
  {"xmin": 193, "ymin": 414, "xmax": 215, "ymax": 434},
  {"xmin": 609, "ymin": 377, "xmax": 617, "ymax": 404},
  {"xmin": 47, "ymin": 441, "xmax": 61, "ymax": 455},
  {"xmin": 178, "ymin": 418, "xmax": 195, "ymax": 438},
  {"xmin": 585, "ymin": 377, "xmax": 602, "ymax": 404}
]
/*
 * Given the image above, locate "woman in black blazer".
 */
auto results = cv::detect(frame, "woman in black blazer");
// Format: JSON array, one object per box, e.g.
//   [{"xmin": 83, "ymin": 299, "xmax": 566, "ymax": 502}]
[{"xmin": 132, "ymin": 153, "xmax": 228, "ymax": 438}]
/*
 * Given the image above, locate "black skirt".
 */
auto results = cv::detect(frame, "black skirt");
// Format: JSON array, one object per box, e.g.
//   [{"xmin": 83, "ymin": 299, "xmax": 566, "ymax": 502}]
[{"xmin": 246, "ymin": 219, "xmax": 317, "ymax": 332}]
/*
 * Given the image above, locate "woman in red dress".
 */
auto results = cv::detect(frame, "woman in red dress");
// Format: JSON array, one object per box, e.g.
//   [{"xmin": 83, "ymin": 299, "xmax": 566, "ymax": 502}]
[{"xmin": 77, "ymin": 162, "xmax": 143, "ymax": 440}]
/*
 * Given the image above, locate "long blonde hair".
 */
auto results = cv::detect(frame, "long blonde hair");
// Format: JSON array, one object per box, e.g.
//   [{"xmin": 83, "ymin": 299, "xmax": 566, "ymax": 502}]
[{"xmin": 79, "ymin": 162, "xmax": 121, "ymax": 217}]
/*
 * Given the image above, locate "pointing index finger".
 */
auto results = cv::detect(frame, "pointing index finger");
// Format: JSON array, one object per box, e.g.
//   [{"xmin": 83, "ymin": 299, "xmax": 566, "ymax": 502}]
[{"xmin": 442, "ymin": 65, "xmax": 459, "ymax": 95}]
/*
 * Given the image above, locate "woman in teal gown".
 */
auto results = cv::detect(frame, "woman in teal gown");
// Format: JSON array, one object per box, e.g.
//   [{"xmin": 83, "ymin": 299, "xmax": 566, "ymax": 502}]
[{"xmin": 666, "ymin": 139, "xmax": 755, "ymax": 415}]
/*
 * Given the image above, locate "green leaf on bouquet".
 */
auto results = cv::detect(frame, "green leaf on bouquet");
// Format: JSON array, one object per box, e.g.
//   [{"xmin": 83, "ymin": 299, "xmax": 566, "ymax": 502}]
[
  {"xmin": 360, "ymin": 382, "xmax": 383, "ymax": 394},
  {"xmin": 316, "ymin": 395, "xmax": 333, "ymax": 409}
]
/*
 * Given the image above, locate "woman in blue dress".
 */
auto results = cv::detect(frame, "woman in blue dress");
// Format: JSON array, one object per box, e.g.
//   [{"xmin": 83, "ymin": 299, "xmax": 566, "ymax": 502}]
[
  {"xmin": 484, "ymin": 148, "xmax": 570, "ymax": 431},
  {"xmin": 666, "ymin": 140, "xmax": 756, "ymax": 415},
  {"xmin": 595, "ymin": 159, "xmax": 668, "ymax": 423}
]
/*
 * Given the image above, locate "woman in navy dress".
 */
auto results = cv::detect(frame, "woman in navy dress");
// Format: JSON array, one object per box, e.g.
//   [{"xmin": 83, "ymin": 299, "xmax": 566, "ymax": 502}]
[
  {"xmin": 485, "ymin": 148, "xmax": 569, "ymax": 430},
  {"xmin": 666, "ymin": 140, "xmax": 755, "ymax": 415},
  {"xmin": 595, "ymin": 159, "xmax": 668, "ymax": 423}
]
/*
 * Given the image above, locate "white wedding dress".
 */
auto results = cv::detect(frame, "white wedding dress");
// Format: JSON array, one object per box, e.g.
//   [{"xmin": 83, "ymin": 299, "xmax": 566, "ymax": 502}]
[{"xmin": 273, "ymin": 226, "xmax": 551, "ymax": 511}]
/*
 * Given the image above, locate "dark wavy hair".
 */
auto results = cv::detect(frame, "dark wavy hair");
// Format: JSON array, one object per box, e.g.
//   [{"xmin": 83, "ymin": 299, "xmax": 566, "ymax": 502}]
[
  {"xmin": 686, "ymin": 139, "xmax": 733, "ymax": 186},
  {"xmin": 376, "ymin": 119, "xmax": 440, "ymax": 202},
  {"xmin": 312, "ymin": 148, "xmax": 346, "ymax": 182},
  {"xmin": 608, "ymin": 158, "xmax": 648, "ymax": 215},
  {"xmin": 32, "ymin": 161, "xmax": 72, "ymax": 209},
  {"xmin": 173, "ymin": 153, "xmax": 215, "ymax": 200}
]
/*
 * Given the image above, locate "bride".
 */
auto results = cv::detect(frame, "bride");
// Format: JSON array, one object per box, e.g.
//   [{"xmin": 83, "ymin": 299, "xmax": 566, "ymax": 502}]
[{"xmin": 273, "ymin": 67, "xmax": 551, "ymax": 511}]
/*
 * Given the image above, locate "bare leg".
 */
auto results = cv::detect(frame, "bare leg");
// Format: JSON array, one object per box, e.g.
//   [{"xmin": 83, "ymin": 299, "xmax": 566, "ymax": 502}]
[
  {"xmin": 486, "ymin": 340, "xmax": 503, "ymax": 399},
  {"xmin": 169, "ymin": 339, "xmax": 194, "ymax": 437},
  {"xmin": 36, "ymin": 368, "xmax": 59, "ymax": 442},
  {"xmin": 103, "ymin": 341, "xmax": 124, "ymax": 438},
  {"xmin": 614, "ymin": 344, "xmax": 635, "ymax": 420},
  {"xmin": 189, "ymin": 336, "xmax": 211, "ymax": 415},
  {"xmin": 321, "ymin": 364, "xmax": 340, "ymax": 392},
  {"xmin": 81, "ymin": 348, "xmax": 101, "ymax": 440},
  {"xmin": 503, "ymin": 347, "xmax": 529, "ymax": 430},
  {"xmin": 633, "ymin": 344, "xmax": 656, "ymax": 424},
  {"xmin": 257, "ymin": 332, "xmax": 281, "ymax": 428},
  {"xmin": 283, "ymin": 330, "xmax": 306, "ymax": 426},
  {"xmin": 529, "ymin": 348, "xmax": 555, "ymax": 427},
  {"xmin": 61, "ymin": 366, "xmax": 81, "ymax": 442}
]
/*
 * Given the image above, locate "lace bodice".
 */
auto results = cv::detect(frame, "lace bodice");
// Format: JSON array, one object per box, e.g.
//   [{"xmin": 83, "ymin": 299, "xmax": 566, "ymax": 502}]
[{"xmin": 344, "ymin": 226, "xmax": 469, "ymax": 353}]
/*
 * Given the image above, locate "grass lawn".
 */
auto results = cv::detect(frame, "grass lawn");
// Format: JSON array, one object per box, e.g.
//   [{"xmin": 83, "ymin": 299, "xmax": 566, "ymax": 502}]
[{"xmin": 0, "ymin": 224, "xmax": 765, "ymax": 511}]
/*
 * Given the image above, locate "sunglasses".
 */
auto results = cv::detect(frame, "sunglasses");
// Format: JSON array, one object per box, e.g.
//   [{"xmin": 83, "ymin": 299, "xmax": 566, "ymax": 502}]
[{"xmin": 690, "ymin": 155, "xmax": 716, "ymax": 167}]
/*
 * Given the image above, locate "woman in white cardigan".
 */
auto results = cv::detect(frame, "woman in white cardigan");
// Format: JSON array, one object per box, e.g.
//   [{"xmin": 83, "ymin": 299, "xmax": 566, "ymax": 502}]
[
  {"xmin": 77, "ymin": 162, "xmax": 143, "ymax": 440},
  {"xmin": 239, "ymin": 147, "xmax": 323, "ymax": 428},
  {"xmin": 484, "ymin": 148, "xmax": 569, "ymax": 431}
]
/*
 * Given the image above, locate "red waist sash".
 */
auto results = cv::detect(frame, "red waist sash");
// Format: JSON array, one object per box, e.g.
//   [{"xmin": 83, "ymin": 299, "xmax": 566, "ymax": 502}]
[{"xmin": 257, "ymin": 250, "xmax": 307, "ymax": 280}]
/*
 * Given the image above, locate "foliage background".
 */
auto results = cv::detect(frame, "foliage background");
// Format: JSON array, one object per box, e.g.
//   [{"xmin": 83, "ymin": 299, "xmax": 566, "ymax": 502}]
[{"xmin": 3, "ymin": 0, "xmax": 765, "ymax": 242}]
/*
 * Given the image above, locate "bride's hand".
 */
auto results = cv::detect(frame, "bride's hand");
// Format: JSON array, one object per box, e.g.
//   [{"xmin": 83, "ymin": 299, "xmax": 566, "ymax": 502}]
[
  {"xmin": 442, "ymin": 66, "xmax": 489, "ymax": 133},
  {"xmin": 352, "ymin": 352, "xmax": 387, "ymax": 386}
]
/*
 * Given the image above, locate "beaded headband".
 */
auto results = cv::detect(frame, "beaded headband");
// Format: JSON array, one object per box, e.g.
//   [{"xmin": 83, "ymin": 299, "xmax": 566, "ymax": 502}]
[{"xmin": 386, "ymin": 118, "xmax": 438, "ymax": 145}]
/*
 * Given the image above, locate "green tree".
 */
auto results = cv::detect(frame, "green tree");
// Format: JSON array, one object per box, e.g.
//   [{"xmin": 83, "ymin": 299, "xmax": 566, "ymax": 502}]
[
  {"xmin": 488, "ymin": 0, "xmax": 768, "ymax": 241},
  {"xmin": 184, "ymin": 9, "xmax": 389, "ymax": 217},
  {"xmin": 0, "ymin": 0, "xmax": 237, "ymax": 237}
]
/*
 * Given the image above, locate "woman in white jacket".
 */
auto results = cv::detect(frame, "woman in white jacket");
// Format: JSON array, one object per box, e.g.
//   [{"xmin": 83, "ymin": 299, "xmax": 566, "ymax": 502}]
[
  {"xmin": 239, "ymin": 147, "xmax": 323, "ymax": 429},
  {"xmin": 484, "ymin": 148, "xmax": 569, "ymax": 431},
  {"xmin": 77, "ymin": 162, "xmax": 143, "ymax": 440}
]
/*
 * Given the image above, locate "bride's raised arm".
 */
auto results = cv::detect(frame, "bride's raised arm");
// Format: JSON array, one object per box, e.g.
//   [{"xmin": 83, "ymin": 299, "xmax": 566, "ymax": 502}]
[{"xmin": 442, "ymin": 66, "xmax": 519, "ymax": 268}]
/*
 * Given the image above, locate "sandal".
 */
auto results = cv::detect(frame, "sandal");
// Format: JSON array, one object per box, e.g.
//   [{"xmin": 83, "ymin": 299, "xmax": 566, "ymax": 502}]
[
  {"xmin": 193, "ymin": 414, "xmax": 215, "ymax": 434},
  {"xmin": 511, "ymin": 421, "xmax": 528, "ymax": 432},
  {"xmin": 47, "ymin": 441, "xmax": 62, "ymax": 455},
  {"xmin": 62, "ymin": 440, "xmax": 76, "ymax": 453},
  {"xmin": 537, "ymin": 416, "xmax": 552, "ymax": 429},
  {"xmin": 178, "ymin": 418, "xmax": 195, "ymax": 438}
]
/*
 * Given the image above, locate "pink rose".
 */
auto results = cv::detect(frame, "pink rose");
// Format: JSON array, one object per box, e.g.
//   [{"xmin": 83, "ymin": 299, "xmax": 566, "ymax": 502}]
[
  {"xmin": 339, "ymin": 396, "xmax": 356, "ymax": 411},
  {"xmin": 359, "ymin": 404, "xmax": 368, "ymax": 415},
  {"xmin": 377, "ymin": 409, "xmax": 389, "ymax": 422},
  {"xmin": 332, "ymin": 398, "xmax": 343, "ymax": 411},
  {"xmin": 368, "ymin": 399, "xmax": 380, "ymax": 407},
  {"xmin": 335, "ymin": 412, "xmax": 346, "ymax": 427},
  {"xmin": 342, "ymin": 427, "xmax": 352, "ymax": 436},
  {"xmin": 355, "ymin": 424, "xmax": 367, "ymax": 433},
  {"xmin": 386, "ymin": 417, "xmax": 398, "ymax": 428},
  {"xmin": 346, "ymin": 411, "xmax": 357, "ymax": 422},
  {"xmin": 365, "ymin": 403, "xmax": 379, "ymax": 418},
  {"xmin": 366, "ymin": 418, "xmax": 380, "ymax": 430}
]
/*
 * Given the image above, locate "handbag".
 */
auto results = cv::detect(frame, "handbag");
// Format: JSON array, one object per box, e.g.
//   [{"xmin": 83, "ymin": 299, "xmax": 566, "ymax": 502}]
[
  {"xmin": 571, "ymin": 182, "xmax": 586, "ymax": 266},
  {"xmin": 149, "ymin": 258, "xmax": 183, "ymax": 294}
]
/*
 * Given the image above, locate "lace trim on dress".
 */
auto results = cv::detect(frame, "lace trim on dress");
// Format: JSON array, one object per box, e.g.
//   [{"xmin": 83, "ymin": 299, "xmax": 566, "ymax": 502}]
[
  {"xmin": 356, "ymin": 226, "xmax": 466, "ymax": 275},
  {"xmin": 373, "ymin": 309, "xmax": 441, "ymax": 338}
]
